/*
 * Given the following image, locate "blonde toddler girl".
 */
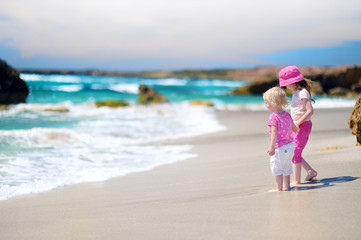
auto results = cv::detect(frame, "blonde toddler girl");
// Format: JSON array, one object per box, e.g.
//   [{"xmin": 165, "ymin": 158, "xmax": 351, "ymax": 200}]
[{"xmin": 264, "ymin": 87, "xmax": 299, "ymax": 192}]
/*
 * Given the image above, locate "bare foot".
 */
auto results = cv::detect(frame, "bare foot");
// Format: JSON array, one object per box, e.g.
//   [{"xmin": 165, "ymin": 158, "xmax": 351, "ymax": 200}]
[
  {"xmin": 291, "ymin": 181, "xmax": 301, "ymax": 186},
  {"xmin": 304, "ymin": 171, "xmax": 317, "ymax": 181},
  {"xmin": 283, "ymin": 187, "xmax": 291, "ymax": 191},
  {"xmin": 268, "ymin": 189, "xmax": 282, "ymax": 193}
]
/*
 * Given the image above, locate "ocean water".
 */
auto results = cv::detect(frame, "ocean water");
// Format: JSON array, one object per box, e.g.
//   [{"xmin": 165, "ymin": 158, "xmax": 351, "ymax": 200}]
[{"xmin": 0, "ymin": 73, "xmax": 357, "ymax": 199}]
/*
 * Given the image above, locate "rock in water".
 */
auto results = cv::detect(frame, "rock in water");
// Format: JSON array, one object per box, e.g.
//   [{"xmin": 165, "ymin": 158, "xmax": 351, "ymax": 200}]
[
  {"xmin": 189, "ymin": 99, "xmax": 214, "ymax": 107},
  {"xmin": 348, "ymin": 94, "xmax": 361, "ymax": 146},
  {"xmin": 230, "ymin": 80, "xmax": 279, "ymax": 95},
  {"xmin": 138, "ymin": 85, "xmax": 168, "ymax": 104},
  {"xmin": 96, "ymin": 99, "xmax": 129, "ymax": 108},
  {"xmin": 0, "ymin": 59, "xmax": 29, "ymax": 104}
]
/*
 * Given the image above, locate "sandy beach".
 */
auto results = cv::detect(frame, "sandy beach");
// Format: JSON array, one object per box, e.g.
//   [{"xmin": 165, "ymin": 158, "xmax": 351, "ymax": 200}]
[{"xmin": 1, "ymin": 107, "xmax": 360, "ymax": 240}]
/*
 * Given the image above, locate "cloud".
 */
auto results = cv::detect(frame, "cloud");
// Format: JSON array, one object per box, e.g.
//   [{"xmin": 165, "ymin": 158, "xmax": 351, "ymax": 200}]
[{"xmin": 1, "ymin": 0, "xmax": 361, "ymax": 65}]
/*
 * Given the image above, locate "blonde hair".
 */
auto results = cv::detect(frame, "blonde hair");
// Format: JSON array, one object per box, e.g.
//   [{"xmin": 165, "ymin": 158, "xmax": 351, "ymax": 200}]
[{"xmin": 263, "ymin": 87, "xmax": 289, "ymax": 110}]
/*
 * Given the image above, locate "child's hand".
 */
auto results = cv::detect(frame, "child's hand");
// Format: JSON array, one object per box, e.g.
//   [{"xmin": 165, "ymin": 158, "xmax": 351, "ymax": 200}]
[
  {"xmin": 292, "ymin": 122, "xmax": 300, "ymax": 132},
  {"xmin": 267, "ymin": 147, "xmax": 275, "ymax": 156},
  {"xmin": 294, "ymin": 121, "xmax": 300, "ymax": 128}
]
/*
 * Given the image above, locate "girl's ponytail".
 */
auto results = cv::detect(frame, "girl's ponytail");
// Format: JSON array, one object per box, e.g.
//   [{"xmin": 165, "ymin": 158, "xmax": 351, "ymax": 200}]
[{"xmin": 295, "ymin": 79, "xmax": 315, "ymax": 103}]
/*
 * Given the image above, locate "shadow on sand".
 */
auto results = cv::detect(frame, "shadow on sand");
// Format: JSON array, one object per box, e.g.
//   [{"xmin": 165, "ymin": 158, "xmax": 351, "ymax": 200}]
[{"xmin": 292, "ymin": 176, "xmax": 360, "ymax": 191}]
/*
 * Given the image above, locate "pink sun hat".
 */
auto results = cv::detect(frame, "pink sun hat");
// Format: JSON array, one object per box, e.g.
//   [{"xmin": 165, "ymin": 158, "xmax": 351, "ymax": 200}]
[{"xmin": 279, "ymin": 66, "xmax": 304, "ymax": 87}]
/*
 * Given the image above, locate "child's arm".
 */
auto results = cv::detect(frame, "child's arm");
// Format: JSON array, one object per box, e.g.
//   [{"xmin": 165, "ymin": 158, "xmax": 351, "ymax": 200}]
[
  {"xmin": 295, "ymin": 98, "xmax": 314, "ymax": 127},
  {"xmin": 267, "ymin": 125, "xmax": 277, "ymax": 156}
]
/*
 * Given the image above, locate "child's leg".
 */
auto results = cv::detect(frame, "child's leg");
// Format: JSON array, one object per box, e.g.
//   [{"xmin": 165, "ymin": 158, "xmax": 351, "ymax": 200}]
[
  {"xmin": 283, "ymin": 175, "xmax": 291, "ymax": 191},
  {"xmin": 292, "ymin": 146, "xmax": 303, "ymax": 184},
  {"xmin": 294, "ymin": 121, "xmax": 315, "ymax": 181},
  {"xmin": 293, "ymin": 163, "xmax": 302, "ymax": 184},
  {"xmin": 292, "ymin": 121, "xmax": 313, "ymax": 184},
  {"xmin": 302, "ymin": 158, "xmax": 317, "ymax": 181},
  {"xmin": 269, "ymin": 175, "xmax": 283, "ymax": 192}
]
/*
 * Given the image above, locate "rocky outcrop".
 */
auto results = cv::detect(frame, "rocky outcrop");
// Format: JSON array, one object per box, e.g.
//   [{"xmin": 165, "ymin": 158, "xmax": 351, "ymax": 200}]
[
  {"xmin": 329, "ymin": 87, "xmax": 351, "ymax": 96},
  {"xmin": 230, "ymin": 79, "xmax": 279, "ymax": 95},
  {"xmin": 96, "ymin": 99, "xmax": 129, "ymax": 108},
  {"xmin": 230, "ymin": 78, "xmax": 326, "ymax": 96},
  {"xmin": 348, "ymin": 94, "xmax": 361, "ymax": 146},
  {"xmin": 230, "ymin": 66, "xmax": 361, "ymax": 96},
  {"xmin": 0, "ymin": 59, "xmax": 29, "ymax": 104},
  {"xmin": 309, "ymin": 66, "xmax": 361, "ymax": 96},
  {"xmin": 43, "ymin": 107, "xmax": 69, "ymax": 113},
  {"xmin": 138, "ymin": 85, "xmax": 168, "ymax": 104},
  {"xmin": 189, "ymin": 99, "xmax": 214, "ymax": 107},
  {"xmin": 311, "ymin": 81, "xmax": 324, "ymax": 95}
]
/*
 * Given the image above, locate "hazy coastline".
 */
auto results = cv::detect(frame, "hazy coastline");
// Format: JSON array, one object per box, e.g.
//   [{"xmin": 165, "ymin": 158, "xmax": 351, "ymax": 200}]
[{"xmin": 18, "ymin": 65, "xmax": 360, "ymax": 81}]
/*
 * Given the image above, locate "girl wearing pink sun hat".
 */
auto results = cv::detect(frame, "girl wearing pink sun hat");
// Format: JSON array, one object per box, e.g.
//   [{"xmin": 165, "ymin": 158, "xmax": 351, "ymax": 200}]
[{"xmin": 279, "ymin": 66, "xmax": 318, "ymax": 185}]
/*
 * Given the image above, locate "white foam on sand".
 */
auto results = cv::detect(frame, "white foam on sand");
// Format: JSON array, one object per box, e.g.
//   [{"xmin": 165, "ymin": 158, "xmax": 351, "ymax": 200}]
[{"xmin": 0, "ymin": 103, "xmax": 225, "ymax": 200}]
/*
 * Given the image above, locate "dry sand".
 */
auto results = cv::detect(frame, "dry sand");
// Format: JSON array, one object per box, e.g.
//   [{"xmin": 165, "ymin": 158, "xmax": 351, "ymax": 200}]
[{"xmin": 1, "ymin": 108, "xmax": 360, "ymax": 240}]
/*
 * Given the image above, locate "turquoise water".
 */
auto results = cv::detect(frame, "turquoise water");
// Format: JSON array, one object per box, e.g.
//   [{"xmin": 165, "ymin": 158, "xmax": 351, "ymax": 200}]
[
  {"xmin": 21, "ymin": 73, "xmax": 356, "ymax": 109},
  {"xmin": 23, "ymin": 73, "xmax": 255, "ymax": 105},
  {"xmin": 2, "ymin": 73, "xmax": 245, "ymax": 199}
]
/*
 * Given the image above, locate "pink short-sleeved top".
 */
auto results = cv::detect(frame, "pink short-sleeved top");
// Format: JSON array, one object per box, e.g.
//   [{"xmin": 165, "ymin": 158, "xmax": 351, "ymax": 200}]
[
  {"xmin": 291, "ymin": 89, "xmax": 311, "ymax": 122},
  {"xmin": 268, "ymin": 111, "xmax": 293, "ymax": 149}
]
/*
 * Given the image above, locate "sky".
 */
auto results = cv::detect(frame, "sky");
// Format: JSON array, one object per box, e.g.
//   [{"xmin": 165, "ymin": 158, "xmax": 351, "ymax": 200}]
[{"xmin": 1, "ymin": 0, "xmax": 361, "ymax": 71}]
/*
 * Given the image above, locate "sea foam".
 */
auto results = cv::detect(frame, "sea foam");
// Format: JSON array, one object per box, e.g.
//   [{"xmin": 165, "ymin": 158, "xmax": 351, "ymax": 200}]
[{"xmin": 0, "ymin": 103, "xmax": 225, "ymax": 200}]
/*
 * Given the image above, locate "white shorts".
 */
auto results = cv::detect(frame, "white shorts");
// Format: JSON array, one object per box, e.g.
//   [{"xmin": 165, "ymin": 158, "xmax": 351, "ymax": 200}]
[{"xmin": 270, "ymin": 142, "xmax": 294, "ymax": 176}]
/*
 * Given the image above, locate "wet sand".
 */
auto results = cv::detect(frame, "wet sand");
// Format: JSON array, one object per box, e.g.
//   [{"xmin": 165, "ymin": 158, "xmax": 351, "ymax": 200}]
[{"xmin": 1, "ymin": 108, "xmax": 360, "ymax": 240}]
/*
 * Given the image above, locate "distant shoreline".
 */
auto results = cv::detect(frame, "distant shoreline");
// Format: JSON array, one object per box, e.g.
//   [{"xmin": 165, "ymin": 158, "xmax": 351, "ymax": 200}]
[
  {"xmin": 18, "ymin": 65, "xmax": 361, "ymax": 82},
  {"xmin": 19, "ymin": 65, "xmax": 361, "ymax": 98}
]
